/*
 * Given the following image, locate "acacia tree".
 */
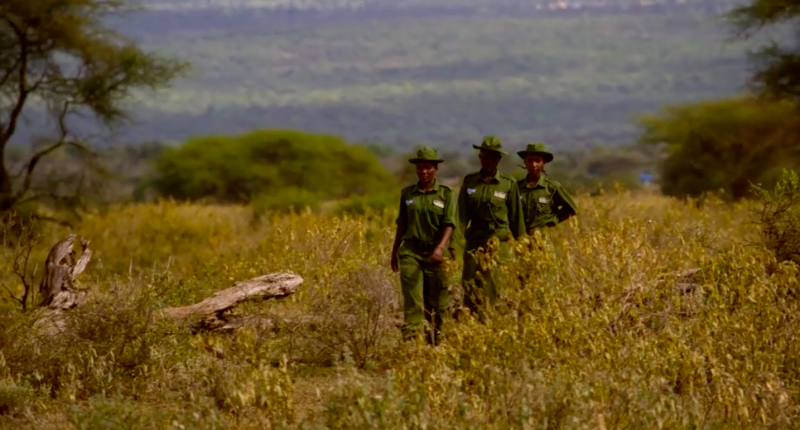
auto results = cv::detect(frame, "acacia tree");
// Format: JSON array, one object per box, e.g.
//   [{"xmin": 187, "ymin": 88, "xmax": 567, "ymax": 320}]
[
  {"xmin": 637, "ymin": 96, "xmax": 800, "ymax": 201},
  {"xmin": 0, "ymin": 0, "xmax": 186, "ymax": 214},
  {"xmin": 728, "ymin": 0, "xmax": 800, "ymax": 101}
]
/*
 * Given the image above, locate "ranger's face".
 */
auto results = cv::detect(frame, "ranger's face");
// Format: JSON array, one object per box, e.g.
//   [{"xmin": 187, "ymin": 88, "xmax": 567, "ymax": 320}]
[
  {"xmin": 416, "ymin": 162, "xmax": 438, "ymax": 182},
  {"xmin": 479, "ymin": 150, "xmax": 501, "ymax": 171},
  {"xmin": 525, "ymin": 155, "xmax": 544, "ymax": 175}
]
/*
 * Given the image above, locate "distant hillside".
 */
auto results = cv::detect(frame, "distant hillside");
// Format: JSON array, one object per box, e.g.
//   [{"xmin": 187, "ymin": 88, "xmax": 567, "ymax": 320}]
[
  {"xmin": 12, "ymin": 1, "xmax": 760, "ymax": 151},
  {"xmin": 143, "ymin": 0, "xmax": 743, "ymax": 11}
]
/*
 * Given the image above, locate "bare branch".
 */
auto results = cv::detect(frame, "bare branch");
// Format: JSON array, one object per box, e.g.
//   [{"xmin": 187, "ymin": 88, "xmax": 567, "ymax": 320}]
[
  {"xmin": 14, "ymin": 102, "xmax": 72, "ymax": 202},
  {"xmin": 0, "ymin": 18, "xmax": 32, "ymax": 148},
  {"xmin": 30, "ymin": 213, "xmax": 72, "ymax": 227},
  {"xmin": 0, "ymin": 282, "xmax": 24, "ymax": 308},
  {"xmin": 12, "ymin": 232, "xmax": 37, "ymax": 311},
  {"xmin": 0, "ymin": 57, "xmax": 21, "ymax": 90}
]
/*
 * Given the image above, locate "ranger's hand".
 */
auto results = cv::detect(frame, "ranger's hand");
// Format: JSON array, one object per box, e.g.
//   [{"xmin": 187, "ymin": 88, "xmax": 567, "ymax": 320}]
[
  {"xmin": 391, "ymin": 253, "xmax": 399, "ymax": 272},
  {"xmin": 431, "ymin": 245, "xmax": 445, "ymax": 263}
]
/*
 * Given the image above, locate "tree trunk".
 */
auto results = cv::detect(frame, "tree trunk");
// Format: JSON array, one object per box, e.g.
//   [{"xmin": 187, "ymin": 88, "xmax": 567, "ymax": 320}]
[
  {"xmin": 0, "ymin": 146, "xmax": 14, "ymax": 212},
  {"xmin": 38, "ymin": 234, "xmax": 92, "ymax": 308}
]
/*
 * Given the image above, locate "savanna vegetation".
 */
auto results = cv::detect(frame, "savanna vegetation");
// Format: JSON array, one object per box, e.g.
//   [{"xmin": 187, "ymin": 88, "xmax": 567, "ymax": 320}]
[
  {"xmin": 4, "ymin": 175, "xmax": 800, "ymax": 428},
  {"xmin": 3, "ymin": 0, "xmax": 800, "ymax": 427}
]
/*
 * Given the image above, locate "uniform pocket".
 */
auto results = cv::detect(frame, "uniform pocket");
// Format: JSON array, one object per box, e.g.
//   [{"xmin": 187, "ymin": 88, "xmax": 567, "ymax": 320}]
[
  {"xmin": 536, "ymin": 201, "xmax": 553, "ymax": 214},
  {"xmin": 533, "ymin": 194, "xmax": 553, "ymax": 214},
  {"xmin": 490, "ymin": 199, "xmax": 508, "ymax": 222},
  {"xmin": 430, "ymin": 198, "xmax": 446, "ymax": 215}
]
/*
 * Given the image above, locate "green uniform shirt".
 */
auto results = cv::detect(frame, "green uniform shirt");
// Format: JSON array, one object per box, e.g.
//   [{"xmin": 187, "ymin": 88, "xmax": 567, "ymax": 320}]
[
  {"xmin": 395, "ymin": 180, "xmax": 457, "ymax": 245},
  {"xmin": 518, "ymin": 174, "xmax": 578, "ymax": 232},
  {"xmin": 457, "ymin": 170, "xmax": 525, "ymax": 244}
]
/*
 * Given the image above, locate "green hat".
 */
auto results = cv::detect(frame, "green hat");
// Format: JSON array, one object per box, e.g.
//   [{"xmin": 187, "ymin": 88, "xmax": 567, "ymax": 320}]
[
  {"xmin": 408, "ymin": 146, "xmax": 444, "ymax": 164},
  {"xmin": 472, "ymin": 135, "xmax": 508, "ymax": 155},
  {"xmin": 517, "ymin": 142, "xmax": 554, "ymax": 163}
]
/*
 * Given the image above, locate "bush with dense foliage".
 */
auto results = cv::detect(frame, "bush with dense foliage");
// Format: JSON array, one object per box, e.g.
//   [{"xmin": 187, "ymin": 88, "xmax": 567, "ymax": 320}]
[
  {"xmin": 752, "ymin": 168, "xmax": 800, "ymax": 269},
  {"xmin": 152, "ymin": 129, "xmax": 396, "ymax": 203},
  {"xmin": 637, "ymin": 96, "xmax": 800, "ymax": 200}
]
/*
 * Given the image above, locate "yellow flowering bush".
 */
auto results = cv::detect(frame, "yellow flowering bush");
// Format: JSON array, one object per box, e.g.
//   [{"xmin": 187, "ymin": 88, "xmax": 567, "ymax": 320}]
[{"xmin": 0, "ymin": 188, "xmax": 798, "ymax": 428}]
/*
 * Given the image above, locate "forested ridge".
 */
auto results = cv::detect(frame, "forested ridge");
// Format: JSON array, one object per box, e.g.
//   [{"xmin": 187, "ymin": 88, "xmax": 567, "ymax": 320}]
[{"xmin": 8, "ymin": 0, "xmax": 761, "ymax": 151}]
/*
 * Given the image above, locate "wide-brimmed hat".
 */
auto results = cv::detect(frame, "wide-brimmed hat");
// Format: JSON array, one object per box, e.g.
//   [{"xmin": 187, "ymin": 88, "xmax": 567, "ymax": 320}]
[
  {"xmin": 472, "ymin": 135, "xmax": 508, "ymax": 155},
  {"xmin": 408, "ymin": 146, "xmax": 444, "ymax": 164},
  {"xmin": 517, "ymin": 142, "xmax": 554, "ymax": 163}
]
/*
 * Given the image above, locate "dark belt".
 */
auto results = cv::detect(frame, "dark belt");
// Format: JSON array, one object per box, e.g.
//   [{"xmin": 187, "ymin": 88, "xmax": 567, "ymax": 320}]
[{"xmin": 403, "ymin": 239, "xmax": 436, "ymax": 253}]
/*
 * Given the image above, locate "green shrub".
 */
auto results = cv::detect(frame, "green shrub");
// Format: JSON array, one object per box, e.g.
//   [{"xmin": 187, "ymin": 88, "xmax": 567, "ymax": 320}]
[
  {"xmin": 637, "ymin": 96, "xmax": 800, "ymax": 201},
  {"xmin": 0, "ymin": 380, "xmax": 35, "ymax": 416},
  {"xmin": 752, "ymin": 168, "xmax": 800, "ymax": 268},
  {"xmin": 151, "ymin": 129, "xmax": 395, "ymax": 203}
]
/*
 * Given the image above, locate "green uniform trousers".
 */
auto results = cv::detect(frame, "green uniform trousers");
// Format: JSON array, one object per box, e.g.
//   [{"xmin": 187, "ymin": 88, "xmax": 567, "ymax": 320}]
[
  {"xmin": 398, "ymin": 245, "xmax": 450, "ymax": 343},
  {"xmin": 461, "ymin": 237, "xmax": 510, "ymax": 320}
]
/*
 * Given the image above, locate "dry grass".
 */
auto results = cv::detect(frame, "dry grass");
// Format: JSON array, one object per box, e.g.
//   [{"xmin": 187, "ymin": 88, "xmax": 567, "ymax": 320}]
[{"xmin": 0, "ymin": 189, "xmax": 798, "ymax": 429}]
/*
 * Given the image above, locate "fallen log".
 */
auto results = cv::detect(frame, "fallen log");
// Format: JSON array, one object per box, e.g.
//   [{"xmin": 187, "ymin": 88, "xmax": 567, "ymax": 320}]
[
  {"xmin": 161, "ymin": 273, "xmax": 304, "ymax": 331},
  {"xmin": 32, "ymin": 235, "xmax": 304, "ymax": 334}
]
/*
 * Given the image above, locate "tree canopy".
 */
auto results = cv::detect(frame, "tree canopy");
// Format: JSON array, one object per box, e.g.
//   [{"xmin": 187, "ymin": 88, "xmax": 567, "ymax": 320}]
[
  {"xmin": 0, "ymin": 0, "xmax": 186, "ymax": 215},
  {"xmin": 727, "ymin": 0, "xmax": 800, "ymax": 101},
  {"xmin": 637, "ymin": 96, "xmax": 800, "ymax": 200},
  {"xmin": 152, "ymin": 129, "xmax": 396, "ymax": 203}
]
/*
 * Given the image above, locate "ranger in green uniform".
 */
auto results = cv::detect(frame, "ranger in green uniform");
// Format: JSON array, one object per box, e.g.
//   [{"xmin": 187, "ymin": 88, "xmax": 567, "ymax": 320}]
[
  {"xmin": 516, "ymin": 143, "xmax": 578, "ymax": 238},
  {"xmin": 391, "ymin": 147, "xmax": 457, "ymax": 345},
  {"xmin": 457, "ymin": 136, "xmax": 525, "ymax": 318}
]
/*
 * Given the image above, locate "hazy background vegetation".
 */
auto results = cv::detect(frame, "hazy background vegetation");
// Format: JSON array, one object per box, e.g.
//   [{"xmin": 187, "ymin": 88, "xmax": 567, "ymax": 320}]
[
  {"xmin": 9, "ymin": 0, "xmax": 783, "ymax": 213},
  {"xmin": 10, "ymin": 0, "xmax": 765, "ymax": 151}
]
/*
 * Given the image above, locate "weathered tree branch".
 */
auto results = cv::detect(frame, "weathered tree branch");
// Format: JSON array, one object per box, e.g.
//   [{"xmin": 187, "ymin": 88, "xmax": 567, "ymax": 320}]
[
  {"xmin": 38, "ymin": 233, "xmax": 90, "ymax": 309},
  {"xmin": 32, "ymin": 234, "xmax": 92, "ymax": 334},
  {"xmin": 162, "ymin": 273, "xmax": 304, "ymax": 331},
  {"xmin": 31, "ymin": 235, "xmax": 304, "ymax": 335},
  {"xmin": 71, "ymin": 237, "xmax": 91, "ymax": 282}
]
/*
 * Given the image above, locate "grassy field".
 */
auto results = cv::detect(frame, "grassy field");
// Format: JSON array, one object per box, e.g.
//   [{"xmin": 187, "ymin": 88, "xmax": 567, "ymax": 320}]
[{"xmin": 1, "ymin": 188, "xmax": 798, "ymax": 428}]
